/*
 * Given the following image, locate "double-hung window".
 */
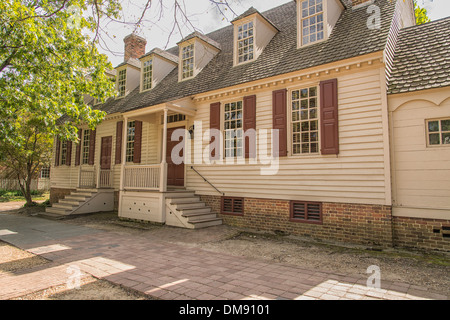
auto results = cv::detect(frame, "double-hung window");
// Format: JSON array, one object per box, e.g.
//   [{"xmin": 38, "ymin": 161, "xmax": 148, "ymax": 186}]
[
  {"xmin": 427, "ymin": 118, "xmax": 450, "ymax": 146},
  {"xmin": 126, "ymin": 121, "xmax": 136, "ymax": 162},
  {"xmin": 237, "ymin": 21, "xmax": 254, "ymax": 64},
  {"xmin": 117, "ymin": 69, "xmax": 127, "ymax": 97},
  {"xmin": 291, "ymin": 87, "xmax": 319, "ymax": 155},
  {"xmin": 142, "ymin": 59, "xmax": 153, "ymax": 90},
  {"xmin": 60, "ymin": 141, "xmax": 68, "ymax": 165},
  {"xmin": 82, "ymin": 129, "xmax": 90, "ymax": 165},
  {"xmin": 224, "ymin": 101, "xmax": 243, "ymax": 158},
  {"xmin": 300, "ymin": 0, "xmax": 324, "ymax": 46},
  {"xmin": 181, "ymin": 44, "xmax": 194, "ymax": 80}
]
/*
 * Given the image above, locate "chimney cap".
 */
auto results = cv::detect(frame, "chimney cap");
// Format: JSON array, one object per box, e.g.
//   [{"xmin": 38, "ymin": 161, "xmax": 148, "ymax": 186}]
[{"xmin": 123, "ymin": 33, "xmax": 147, "ymax": 44}]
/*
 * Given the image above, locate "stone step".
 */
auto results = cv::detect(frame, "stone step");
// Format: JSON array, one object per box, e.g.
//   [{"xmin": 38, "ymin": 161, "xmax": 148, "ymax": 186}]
[
  {"xmin": 65, "ymin": 195, "xmax": 88, "ymax": 201},
  {"xmin": 188, "ymin": 217, "xmax": 223, "ymax": 229},
  {"xmin": 52, "ymin": 203, "xmax": 75, "ymax": 210},
  {"xmin": 180, "ymin": 207, "xmax": 212, "ymax": 215},
  {"xmin": 168, "ymin": 196, "xmax": 200, "ymax": 204},
  {"xmin": 165, "ymin": 191, "xmax": 196, "ymax": 198},
  {"xmin": 38, "ymin": 211, "xmax": 67, "ymax": 220},
  {"xmin": 185, "ymin": 213, "xmax": 218, "ymax": 221},
  {"xmin": 174, "ymin": 202, "xmax": 206, "ymax": 210},
  {"xmin": 45, "ymin": 207, "xmax": 71, "ymax": 215},
  {"xmin": 59, "ymin": 199, "xmax": 83, "ymax": 206},
  {"xmin": 72, "ymin": 191, "xmax": 96, "ymax": 197}
]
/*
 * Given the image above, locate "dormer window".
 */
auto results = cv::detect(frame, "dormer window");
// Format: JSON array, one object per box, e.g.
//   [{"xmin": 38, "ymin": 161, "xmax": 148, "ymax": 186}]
[
  {"xmin": 177, "ymin": 32, "xmax": 220, "ymax": 82},
  {"xmin": 142, "ymin": 58, "xmax": 153, "ymax": 91},
  {"xmin": 232, "ymin": 7, "xmax": 278, "ymax": 67},
  {"xmin": 300, "ymin": 0, "xmax": 324, "ymax": 46},
  {"xmin": 117, "ymin": 69, "xmax": 127, "ymax": 97},
  {"xmin": 181, "ymin": 44, "xmax": 194, "ymax": 80},
  {"xmin": 237, "ymin": 21, "xmax": 255, "ymax": 64}
]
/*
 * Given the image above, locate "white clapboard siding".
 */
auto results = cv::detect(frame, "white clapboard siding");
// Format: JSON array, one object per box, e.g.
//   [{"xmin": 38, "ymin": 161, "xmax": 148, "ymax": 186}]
[
  {"xmin": 185, "ymin": 66, "xmax": 390, "ymax": 205},
  {"xmin": 391, "ymin": 92, "xmax": 450, "ymax": 212}
]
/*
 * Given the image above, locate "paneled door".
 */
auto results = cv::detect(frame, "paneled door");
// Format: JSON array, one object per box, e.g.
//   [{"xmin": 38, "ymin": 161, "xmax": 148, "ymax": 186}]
[
  {"xmin": 100, "ymin": 136, "xmax": 112, "ymax": 170},
  {"xmin": 166, "ymin": 127, "xmax": 185, "ymax": 187}
]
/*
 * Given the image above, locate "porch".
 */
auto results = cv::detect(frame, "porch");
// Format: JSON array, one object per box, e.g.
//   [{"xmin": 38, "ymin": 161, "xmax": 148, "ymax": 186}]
[{"xmin": 116, "ymin": 103, "xmax": 222, "ymax": 228}]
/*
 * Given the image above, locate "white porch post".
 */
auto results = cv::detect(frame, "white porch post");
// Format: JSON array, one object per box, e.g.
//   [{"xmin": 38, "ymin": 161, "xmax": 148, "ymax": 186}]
[
  {"xmin": 159, "ymin": 108, "xmax": 168, "ymax": 192},
  {"xmin": 119, "ymin": 116, "xmax": 128, "ymax": 192}
]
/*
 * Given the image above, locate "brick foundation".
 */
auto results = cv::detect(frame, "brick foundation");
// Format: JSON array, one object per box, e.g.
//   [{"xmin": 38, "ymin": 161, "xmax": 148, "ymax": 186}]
[
  {"xmin": 200, "ymin": 195, "xmax": 393, "ymax": 247},
  {"xmin": 393, "ymin": 216, "xmax": 450, "ymax": 251},
  {"xmin": 50, "ymin": 187, "xmax": 76, "ymax": 205}
]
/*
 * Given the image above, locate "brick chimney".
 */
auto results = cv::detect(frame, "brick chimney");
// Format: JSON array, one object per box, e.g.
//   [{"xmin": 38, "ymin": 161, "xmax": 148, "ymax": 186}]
[{"xmin": 123, "ymin": 34, "xmax": 147, "ymax": 61}]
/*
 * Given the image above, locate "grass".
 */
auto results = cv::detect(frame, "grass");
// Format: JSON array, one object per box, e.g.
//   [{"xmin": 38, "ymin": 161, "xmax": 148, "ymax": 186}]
[{"xmin": 0, "ymin": 189, "xmax": 49, "ymax": 203}]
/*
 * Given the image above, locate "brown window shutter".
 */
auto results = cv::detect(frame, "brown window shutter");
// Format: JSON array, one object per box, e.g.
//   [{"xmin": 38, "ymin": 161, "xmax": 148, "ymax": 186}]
[
  {"xmin": 115, "ymin": 121, "xmax": 123, "ymax": 164},
  {"xmin": 210, "ymin": 102, "xmax": 221, "ymax": 160},
  {"xmin": 243, "ymin": 95, "xmax": 256, "ymax": 158},
  {"xmin": 272, "ymin": 89, "xmax": 288, "ymax": 157},
  {"xmin": 133, "ymin": 120, "xmax": 143, "ymax": 163},
  {"xmin": 55, "ymin": 137, "xmax": 61, "ymax": 167},
  {"xmin": 88, "ymin": 129, "xmax": 96, "ymax": 165},
  {"xmin": 320, "ymin": 79, "xmax": 339, "ymax": 155},
  {"xmin": 66, "ymin": 141, "xmax": 72, "ymax": 166},
  {"xmin": 75, "ymin": 129, "xmax": 82, "ymax": 166}
]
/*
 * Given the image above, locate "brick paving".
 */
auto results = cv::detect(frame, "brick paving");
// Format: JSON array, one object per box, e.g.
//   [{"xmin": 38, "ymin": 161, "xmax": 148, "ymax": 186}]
[{"xmin": 0, "ymin": 213, "xmax": 448, "ymax": 300}]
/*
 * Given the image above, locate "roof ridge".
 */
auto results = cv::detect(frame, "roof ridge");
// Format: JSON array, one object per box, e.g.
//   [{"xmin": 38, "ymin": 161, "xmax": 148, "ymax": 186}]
[{"xmin": 399, "ymin": 15, "xmax": 450, "ymax": 32}]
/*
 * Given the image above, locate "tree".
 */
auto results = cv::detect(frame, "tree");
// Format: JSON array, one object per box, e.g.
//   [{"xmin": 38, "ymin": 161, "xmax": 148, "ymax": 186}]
[
  {"xmin": 0, "ymin": 0, "xmax": 118, "ymax": 205},
  {"xmin": 414, "ymin": 0, "xmax": 431, "ymax": 25},
  {"xmin": 0, "ymin": 114, "xmax": 53, "ymax": 206},
  {"xmin": 0, "ymin": 1, "xmax": 235, "ymax": 205}
]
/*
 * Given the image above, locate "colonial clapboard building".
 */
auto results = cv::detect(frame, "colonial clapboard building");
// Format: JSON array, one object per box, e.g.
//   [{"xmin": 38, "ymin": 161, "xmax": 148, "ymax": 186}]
[{"xmin": 46, "ymin": 0, "xmax": 450, "ymax": 251}]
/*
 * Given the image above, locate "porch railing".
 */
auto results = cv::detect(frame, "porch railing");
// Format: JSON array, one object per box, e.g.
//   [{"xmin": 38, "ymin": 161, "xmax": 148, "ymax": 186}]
[
  {"xmin": 78, "ymin": 166, "xmax": 114, "ymax": 189},
  {"xmin": 98, "ymin": 169, "xmax": 113, "ymax": 189},
  {"xmin": 123, "ymin": 164, "xmax": 161, "ymax": 190},
  {"xmin": 78, "ymin": 167, "xmax": 96, "ymax": 188}
]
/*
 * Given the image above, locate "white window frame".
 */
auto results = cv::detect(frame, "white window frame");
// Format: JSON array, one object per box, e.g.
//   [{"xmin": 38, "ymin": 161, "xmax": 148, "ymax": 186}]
[
  {"xmin": 40, "ymin": 167, "xmax": 50, "ymax": 178},
  {"xmin": 426, "ymin": 118, "xmax": 450, "ymax": 147},
  {"xmin": 60, "ymin": 141, "xmax": 68, "ymax": 165},
  {"xmin": 141, "ymin": 57, "xmax": 153, "ymax": 92},
  {"xmin": 180, "ymin": 43, "xmax": 195, "ymax": 81},
  {"xmin": 117, "ymin": 68, "xmax": 127, "ymax": 98},
  {"xmin": 235, "ymin": 19, "xmax": 255, "ymax": 65},
  {"xmin": 289, "ymin": 85, "xmax": 320, "ymax": 156},
  {"xmin": 298, "ymin": 0, "xmax": 326, "ymax": 48},
  {"xmin": 223, "ymin": 100, "xmax": 244, "ymax": 159},
  {"xmin": 82, "ymin": 129, "xmax": 90, "ymax": 165},
  {"xmin": 126, "ymin": 121, "xmax": 136, "ymax": 163}
]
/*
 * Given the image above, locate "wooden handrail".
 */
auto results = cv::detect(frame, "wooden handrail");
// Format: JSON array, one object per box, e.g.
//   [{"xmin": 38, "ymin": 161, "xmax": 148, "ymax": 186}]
[{"xmin": 190, "ymin": 166, "xmax": 224, "ymax": 196}]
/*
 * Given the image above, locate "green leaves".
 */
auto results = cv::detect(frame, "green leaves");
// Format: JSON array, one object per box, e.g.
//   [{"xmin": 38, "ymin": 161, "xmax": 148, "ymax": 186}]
[
  {"xmin": 414, "ymin": 0, "xmax": 431, "ymax": 25},
  {"xmin": 0, "ymin": 0, "xmax": 118, "ymax": 143}
]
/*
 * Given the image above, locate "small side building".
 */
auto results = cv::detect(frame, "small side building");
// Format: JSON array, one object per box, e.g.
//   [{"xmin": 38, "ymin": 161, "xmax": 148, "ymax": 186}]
[{"xmin": 388, "ymin": 17, "xmax": 450, "ymax": 251}]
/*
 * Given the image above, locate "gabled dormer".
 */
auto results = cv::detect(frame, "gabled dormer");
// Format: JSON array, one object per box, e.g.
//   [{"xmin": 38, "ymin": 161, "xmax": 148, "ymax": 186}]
[
  {"xmin": 139, "ymin": 48, "xmax": 178, "ymax": 92},
  {"xmin": 115, "ymin": 34, "xmax": 147, "ymax": 98},
  {"xmin": 114, "ymin": 58, "xmax": 141, "ymax": 98},
  {"xmin": 231, "ymin": 7, "xmax": 279, "ymax": 66},
  {"xmin": 296, "ymin": 0, "xmax": 344, "ymax": 48},
  {"xmin": 177, "ymin": 31, "xmax": 221, "ymax": 82}
]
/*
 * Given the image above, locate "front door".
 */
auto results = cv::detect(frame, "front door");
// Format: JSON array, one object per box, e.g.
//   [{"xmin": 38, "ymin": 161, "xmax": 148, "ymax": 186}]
[
  {"xmin": 100, "ymin": 136, "xmax": 112, "ymax": 170},
  {"xmin": 166, "ymin": 126, "xmax": 185, "ymax": 187}
]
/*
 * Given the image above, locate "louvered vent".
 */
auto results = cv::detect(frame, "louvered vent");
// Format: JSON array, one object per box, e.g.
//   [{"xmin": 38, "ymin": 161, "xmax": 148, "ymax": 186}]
[
  {"xmin": 221, "ymin": 197, "xmax": 244, "ymax": 215},
  {"xmin": 290, "ymin": 201, "xmax": 322, "ymax": 223}
]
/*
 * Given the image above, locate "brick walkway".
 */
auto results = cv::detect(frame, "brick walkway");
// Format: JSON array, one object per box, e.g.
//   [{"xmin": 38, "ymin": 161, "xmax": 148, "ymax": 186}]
[{"xmin": 0, "ymin": 214, "xmax": 448, "ymax": 300}]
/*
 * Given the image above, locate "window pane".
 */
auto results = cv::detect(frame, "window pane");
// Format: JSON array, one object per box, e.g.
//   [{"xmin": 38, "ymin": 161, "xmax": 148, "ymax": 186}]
[
  {"xmin": 429, "ymin": 133, "xmax": 440, "ymax": 145},
  {"xmin": 441, "ymin": 120, "xmax": 450, "ymax": 131},
  {"xmin": 442, "ymin": 132, "xmax": 450, "ymax": 145},
  {"xmin": 428, "ymin": 121, "xmax": 439, "ymax": 132}
]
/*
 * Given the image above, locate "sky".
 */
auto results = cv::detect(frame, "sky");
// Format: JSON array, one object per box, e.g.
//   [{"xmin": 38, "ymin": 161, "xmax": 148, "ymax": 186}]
[{"xmin": 97, "ymin": 0, "xmax": 450, "ymax": 67}]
